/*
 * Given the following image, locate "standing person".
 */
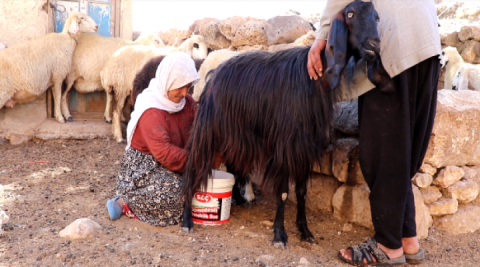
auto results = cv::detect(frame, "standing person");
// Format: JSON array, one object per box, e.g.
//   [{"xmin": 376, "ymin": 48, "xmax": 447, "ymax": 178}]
[
  {"xmin": 106, "ymin": 51, "xmax": 200, "ymax": 226},
  {"xmin": 307, "ymin": 0, "xmax": 441, "ymax": 266}
]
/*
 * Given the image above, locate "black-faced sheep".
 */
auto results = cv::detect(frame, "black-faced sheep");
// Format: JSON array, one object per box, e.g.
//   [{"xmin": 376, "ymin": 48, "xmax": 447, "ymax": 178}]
[
  {"xmin": 61, "ymin": 33, "xmax": 165, "ymax": 122},
  {"xmin": 0, "ymin": 12, "xmax": 98, "ymax": 123},
  {"xmin": 181, "ymin": 1, "xmax": 388, "ymax": 248}
]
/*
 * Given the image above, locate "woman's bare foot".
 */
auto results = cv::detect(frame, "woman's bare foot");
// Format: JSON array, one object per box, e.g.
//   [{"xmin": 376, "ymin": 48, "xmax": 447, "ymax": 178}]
[
  {"xmin": 402, "ymin": 236, "xmax": 420, "ymax": 255},
  {"xmin": 116, "ymin": 197, "xmax": 125, "ymax": 207}
]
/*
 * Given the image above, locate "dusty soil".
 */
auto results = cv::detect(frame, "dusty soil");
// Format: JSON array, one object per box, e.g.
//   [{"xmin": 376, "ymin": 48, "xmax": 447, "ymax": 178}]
[{"xmin": 1, "ymin": 139, "xmax": 480, "ymax": 267}]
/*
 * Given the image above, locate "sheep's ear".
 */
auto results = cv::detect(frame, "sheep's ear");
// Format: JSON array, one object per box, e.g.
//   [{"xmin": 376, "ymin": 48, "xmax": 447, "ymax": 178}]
[
  {"xmin": 325, "ymin": 11, "xmax": 348, "ymax": 89},
  {"xmin": 68, "ymin": 17, "xmax": 80, "ymax": 34}
]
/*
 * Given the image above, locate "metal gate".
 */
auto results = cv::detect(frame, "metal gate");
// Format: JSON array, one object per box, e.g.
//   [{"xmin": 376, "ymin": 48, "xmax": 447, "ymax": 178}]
[{"xmin": 52, "ymin": 0, "xmax": 117, "ymax": 121}]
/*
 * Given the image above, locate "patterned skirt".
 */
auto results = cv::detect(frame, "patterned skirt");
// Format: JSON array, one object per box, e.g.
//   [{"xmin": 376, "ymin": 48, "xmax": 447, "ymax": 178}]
[{"xmin": 116, "ymin": 148, "xmax": 183, "ymax": 226}]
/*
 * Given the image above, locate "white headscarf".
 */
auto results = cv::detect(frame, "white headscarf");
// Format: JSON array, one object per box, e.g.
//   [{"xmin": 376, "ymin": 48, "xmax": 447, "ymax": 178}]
[{"xmin": 126, "ymin": 51, "xmax": 200, "ymax": 149}]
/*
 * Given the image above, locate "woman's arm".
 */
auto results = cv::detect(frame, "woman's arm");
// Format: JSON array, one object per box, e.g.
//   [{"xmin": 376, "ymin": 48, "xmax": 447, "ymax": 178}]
[{"xmin": 137, "ymin": 110, "xmax": 189, "ymax": 172}]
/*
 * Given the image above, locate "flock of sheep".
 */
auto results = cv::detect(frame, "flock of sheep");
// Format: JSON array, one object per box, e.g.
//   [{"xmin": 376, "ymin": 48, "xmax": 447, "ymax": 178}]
[
  {"xmin": 0, "ymin": 12, "xmax": 230, "ymax": 143},
  {"xmin": 442, "ymin": 46, "xmax": 480, "ymax": 91}
]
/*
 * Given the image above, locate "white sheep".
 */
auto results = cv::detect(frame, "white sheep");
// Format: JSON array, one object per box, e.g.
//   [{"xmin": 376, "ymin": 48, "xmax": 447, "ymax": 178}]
[
  {"xmin": 442, "ymin": 46, "xmax": 465, "ymax": 90},
  {"xmin": 452, "ymin": 63, "xmax": 480, "ymax": 91},
  {"xmin": 192, "ymin": 49, "xmax": 238, "ymax": 101},
  {"xmin": 177, "ymin": 34, "xmax": 209, "ymax": 60},
  {"xmin": 101, "ymin": 35, "xmax": 208, "ymax": 143},
  {"xmin": 61, "ymin": 33, "xmax": 165, "ymax": 122},
  {"xmin": 0, "ymin": 12, "xmax": 97, "ymax": 123}
]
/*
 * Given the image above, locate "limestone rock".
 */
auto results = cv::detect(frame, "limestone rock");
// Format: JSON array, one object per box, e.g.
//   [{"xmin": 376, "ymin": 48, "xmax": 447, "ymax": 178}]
[
  {"xmin": 199, "ymin": 18, "xmax": 231, "ymax": 50},
  {"xmin": 59, "ymin": 218, "xmax": 102, "ymax": 240},
  {"xmin": 442, "ymin": 180, "xmax": 479, "ymax": 203},
  {"xmin": 412, "ymin": 173, "xmax": 433, "ymax": 188},
  {"xmin": 157, "ymin": 28, "xmax": 191, "ymax": 46},
  {"xmin": 424, "ymin": 90, "xmax": 480, "ymax": 167},
  {"xmin": 268, "ymin": 43, "xmax": 295, "ymax": 52},
  {"xmin": 293, "ymin": 30, "xmax": 316, "ymax": 47},
  {"xmin": 332, "ymin": 138, "xmax": 365, "ymax": 185},
  {"xmin": 333, "ymin": 98, "xmax": 359, "ymax": 135},
  {"xmin": 298, "ymin": 257, "xmax": 310, "ymax": 267},
  {"xmin": 289, "ymin": 173, "xmax": 341, "ymax": 214},
  {"xmin": 435, "ymin": 204, "xmax": 480, "ymax": 235},
  {"xmin": 332, "ymin": 184, "xmax": 373, "ymax": 229},
  {"xmin": 267, "ymin": 31, "xmax": 316, "ymax": 52},
  {"xmin": 463, "ymin": 165, "xmax": 480, "ymax": 181},
  {"xmin": 420, "ymin": 186, "xmax": 443, "ymax": 205},
  {"xmin": 9, "ymin": 133, "xmax": 29, "ymax": 145},
  {"xmin": 232, "ymin": 19, "xmax": 268, "ymax": 47},
  {"xmin": 460, "ymin": 40, "xmax": 480, "ymax": 64},
  {"xmin": 428, "ymin": 198, "xmax": 458, "ymax": 216},
  {"xmin": 419, "ymin": 163, "xmax": 437, "ymax": 176},
  {"xmin": 218, "ymin": 16, "xmax": 250, "ymax": 41},
  {"xmin": 442, "ymin": 31, "xmax": 459, "ymax": 47},
  {"xmin": 458, "ymin": 25, "xmax": 480, "ymax": 42},
  {"xmin": 236, "ymin": 44, "xmax": 268, "ymax": 52},
  {"xmin": 264, "ymin": 15, "xmax": 312, "ymax": 45},
  {"xmin": 433, "ymin": 166, "xmax": 465, "ymax": 188},
  {"xmin": 312, "ymin": 145, "xmax": 333, "ymax": 176},
  {"xmin": 412, "ymin": 186, "xmax": 433, "ymax": 239}
]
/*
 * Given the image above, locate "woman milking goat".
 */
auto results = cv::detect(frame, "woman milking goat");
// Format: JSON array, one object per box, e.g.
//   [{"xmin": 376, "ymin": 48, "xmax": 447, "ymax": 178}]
[{"xmin": 182, "ymin": 0, "xmax": 391, "ymax": 249}]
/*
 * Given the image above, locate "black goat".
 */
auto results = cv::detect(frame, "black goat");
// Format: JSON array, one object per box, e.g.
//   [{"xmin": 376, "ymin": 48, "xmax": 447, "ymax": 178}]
[{"xmin": 181, "ymin": 0, "xmax": 388, "ymax": 248}]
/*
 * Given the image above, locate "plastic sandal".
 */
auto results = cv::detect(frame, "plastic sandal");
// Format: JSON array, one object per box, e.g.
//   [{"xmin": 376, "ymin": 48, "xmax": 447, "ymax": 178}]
[
  {"xmin": 338, "ymin": 237, "xmax": 406, "ymax": 266},
  {"xmin": 106, "ymin": 197, "xmax": 123, "ymax": 220}
]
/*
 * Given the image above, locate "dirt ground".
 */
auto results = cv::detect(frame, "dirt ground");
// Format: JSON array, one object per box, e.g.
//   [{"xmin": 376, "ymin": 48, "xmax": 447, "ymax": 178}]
[{"xmin": 1, "ymin": 139, "xmax": 480, "ymax": 267}]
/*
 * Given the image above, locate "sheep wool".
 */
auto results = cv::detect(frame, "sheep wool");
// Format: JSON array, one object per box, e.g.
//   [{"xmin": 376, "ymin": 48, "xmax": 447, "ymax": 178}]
[
  {"xmin": 61, "ymin": 33, "xmax": 165, "ymax": 122},
  {"xmin": 0, "ymin": 12, "xmax": 97, "ymax": 123}
]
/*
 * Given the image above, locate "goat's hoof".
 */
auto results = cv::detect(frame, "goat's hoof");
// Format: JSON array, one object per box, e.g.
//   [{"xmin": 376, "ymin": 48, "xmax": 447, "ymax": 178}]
[
  {"xmin": 104, "ymin": 117, "xmax": 112, "ymax": 123},
  {"xmin": 301, "ymin": 236, "xmax": 315, "ymax": 243},
  {"xmin": 182, "ymin": 227, "xmax": 194, "ymax": 234},
  {"xmin": 67, "ymin": 117, "xmax": 73, "ymax": 122},
  {"xmin": 117, "ymin": 140, "xmax": 126, "ymax": 144},
  {"xmin": 272, "ymin": 241, "xmax": 288, "ymax": 250},
  {"xmin": 57, "ymin": 118, "xmax": 65, "ymax": 124}
]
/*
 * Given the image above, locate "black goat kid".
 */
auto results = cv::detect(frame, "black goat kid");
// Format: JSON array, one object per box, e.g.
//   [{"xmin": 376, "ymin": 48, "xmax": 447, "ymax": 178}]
[{"xmin": 182, "ymin": 0, "xmax": 386, "ymax": 248}]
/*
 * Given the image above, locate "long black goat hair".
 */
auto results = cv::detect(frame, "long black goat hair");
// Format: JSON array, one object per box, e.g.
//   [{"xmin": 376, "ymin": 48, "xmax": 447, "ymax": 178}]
[
  {"xmin": 183, "ymin": 47, "xmax": 334, "ymax": 198},
  {"xmin": 181, "ymin": 0, "xmax": 388, "ymax": 248}
]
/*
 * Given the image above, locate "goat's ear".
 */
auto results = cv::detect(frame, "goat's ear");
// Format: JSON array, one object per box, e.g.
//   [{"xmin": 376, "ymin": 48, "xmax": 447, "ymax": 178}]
[
  {"xmin": 325, "ymin": 12, "xmax": 348, "ymax": 89},
  {"xmin": 68, "ymin": 17, "xmax": 80, "ymax": 34}
]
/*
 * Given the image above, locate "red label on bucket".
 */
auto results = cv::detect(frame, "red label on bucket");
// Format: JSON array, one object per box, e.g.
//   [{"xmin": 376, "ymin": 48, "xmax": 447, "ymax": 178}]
[{"xmin": 192, "ymin": 191, "xmax": 232, "ymax": 225}]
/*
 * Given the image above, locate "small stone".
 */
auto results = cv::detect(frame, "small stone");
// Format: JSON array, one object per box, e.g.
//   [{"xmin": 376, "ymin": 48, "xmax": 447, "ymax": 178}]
[
  {"xmin": 299, "ymin": 257, "xmax": 310, "ymax": 266},
  {"xmin": 233, "ymin": 256, "xmax": 239, "ymax": 261},
  {"xmin": 419, "ymin": 186, "xmax": 443, "ymax": 205},
  {"xmin": 428, "ymin": 198, "xmax": 458, "ymax": 216},
  {"xmin": 419, "ymin": 163, "xmax": 437, "ymax": 176},
  {"xmin": 9, "ymin": 134, "xmax": 29, "ymax": 146},
  {"xmin": 260, "ymin": 220, "xmax": 273, "ymax": 227},
  {"xmin": 342, "ymin": 223, "xmax": 353, "ymax": 232},
  {"xmin": 433, "ymin": 166, "xmax": 465, "ymax": 188},
  {"xmin": 442, "ymin": 180, "xmax": 479, "ymax": 203},
  {"xmin": 193, "ymin": 256, "xmax": 197, "ymax": 261},
  {"xmin": 240, "ymin": 226, "xmax": 244, "ymax": 230},
  {"xmin": 59, "ymin": 218, "xmax": 102, "ymax": 240},
  {"xmin": 412, "ymin": 173, "xmax": 433, "ymax": 188}
]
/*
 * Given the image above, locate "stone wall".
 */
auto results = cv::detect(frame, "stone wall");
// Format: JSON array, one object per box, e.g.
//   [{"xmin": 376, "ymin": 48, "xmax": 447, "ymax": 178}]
[{"xmin": 283, "ymin": 90, "xmax": 480, "ymax": 239}]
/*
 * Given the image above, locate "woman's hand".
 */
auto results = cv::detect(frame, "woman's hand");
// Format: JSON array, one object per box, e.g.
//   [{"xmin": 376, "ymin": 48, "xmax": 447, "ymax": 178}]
[{"xmin": 307, "ymin": 39, "xmax": 327, "ymax": 81}]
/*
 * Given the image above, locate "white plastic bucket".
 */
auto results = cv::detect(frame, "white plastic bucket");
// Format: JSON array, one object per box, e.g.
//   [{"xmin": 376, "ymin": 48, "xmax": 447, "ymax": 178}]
[{"xmin": 191, "ymin": 170, "xmax": 235, "ymax": 225}]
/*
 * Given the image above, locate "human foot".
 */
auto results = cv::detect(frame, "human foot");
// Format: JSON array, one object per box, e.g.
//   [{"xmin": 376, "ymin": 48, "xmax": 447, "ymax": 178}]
[{"xmin": 338, "ymin": 237, "xmax": 405, "ymax": 266}]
